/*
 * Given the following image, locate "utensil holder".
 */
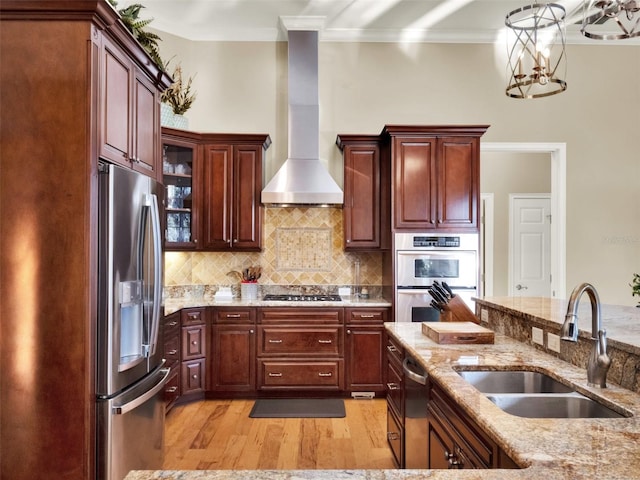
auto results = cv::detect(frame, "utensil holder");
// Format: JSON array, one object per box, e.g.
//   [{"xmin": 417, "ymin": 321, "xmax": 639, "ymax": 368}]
[{"xmin": 241, "ymin": 282, "xmax": 258, "ymax": 300}]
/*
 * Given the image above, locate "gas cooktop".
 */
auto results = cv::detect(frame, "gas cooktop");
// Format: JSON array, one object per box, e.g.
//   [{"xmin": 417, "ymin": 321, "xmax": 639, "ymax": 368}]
[{"xmin": 262, "ymin": 294, "xmax": 342, "ymax": 302}]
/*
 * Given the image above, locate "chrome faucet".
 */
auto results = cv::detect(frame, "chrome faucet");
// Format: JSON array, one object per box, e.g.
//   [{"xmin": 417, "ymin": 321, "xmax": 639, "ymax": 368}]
[{"xmin": 560, "ymin": 283, "xmax": 611, "ymax": 388}]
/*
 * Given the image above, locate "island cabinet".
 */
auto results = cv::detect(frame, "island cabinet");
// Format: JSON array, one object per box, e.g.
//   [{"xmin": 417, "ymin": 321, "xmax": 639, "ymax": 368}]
[
  {"xmin": 427, "ymin": 380, "xmax": 518, "ymax": 469},
  {"xmin": 336, "ymin": 134, "xmax": 390, "ymax": 251},
  {"xmin": 345, "ymin": 307, "xmax": 388, "ymax": 394},
  {"xmin": 385, "ymin": 334, "xmax": 405, "ymax": 468},
  {"xmin": 257, "ymin": 308, "xmax": 345, "ymax": 392},
  {"xmin": 381, "ymin": 125, "xmax": 489, "ymax": 232},
  {"xmin": 100, "ymin": 34, "xmax": 161, "ymax": 180},
  {"xmin": 180, "ymin": 308, "xmax": 208, "ymax": 402},
  {"xmin": 161, "ymin": 129, "xmax": 271, "ymax": 251},
  {"xmin": 209, "ymin": 307, "xmax": 257, "ymax": 394}
]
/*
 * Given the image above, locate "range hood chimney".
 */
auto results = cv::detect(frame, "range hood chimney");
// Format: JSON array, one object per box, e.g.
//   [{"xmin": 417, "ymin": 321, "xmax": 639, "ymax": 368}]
[{"xmin": 261, "ymin": 18, "xmax": 343, "ymax": 207}]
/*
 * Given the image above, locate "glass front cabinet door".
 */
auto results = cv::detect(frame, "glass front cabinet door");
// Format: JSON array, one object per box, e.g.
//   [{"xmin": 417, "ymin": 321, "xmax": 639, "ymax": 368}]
[{"xmin": 162, "ymin": 130, "xmax": 198, "ymax": 250}]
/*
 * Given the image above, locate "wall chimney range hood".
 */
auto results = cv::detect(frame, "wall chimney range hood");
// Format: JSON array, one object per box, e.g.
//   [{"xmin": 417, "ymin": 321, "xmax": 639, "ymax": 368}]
[{"xmin": 261, "ymin": 17, "xmax": 343, "ymax": 207}]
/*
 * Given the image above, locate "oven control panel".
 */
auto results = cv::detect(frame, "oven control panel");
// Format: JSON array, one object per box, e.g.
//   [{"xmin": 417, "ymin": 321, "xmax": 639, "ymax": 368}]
[{"xmin": 413, "ymin": 236, "xmax": 460, "ymax": 248}]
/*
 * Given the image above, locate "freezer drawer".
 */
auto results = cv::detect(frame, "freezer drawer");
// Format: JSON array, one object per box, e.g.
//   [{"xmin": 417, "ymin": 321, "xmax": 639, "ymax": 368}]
[{"xmin": 97, "ymin": 367, "xmax": 170, "ymax": 480}]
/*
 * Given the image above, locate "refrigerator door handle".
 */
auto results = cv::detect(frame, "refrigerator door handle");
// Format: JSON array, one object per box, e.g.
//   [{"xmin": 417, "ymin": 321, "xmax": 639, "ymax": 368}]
[
  {"xmin": 112, "ymin": 367, "xmax": 170, "ymax": 415},
  {"xmin": 148, "ymin": 193, "xmax": 163, "ymax": 356}
]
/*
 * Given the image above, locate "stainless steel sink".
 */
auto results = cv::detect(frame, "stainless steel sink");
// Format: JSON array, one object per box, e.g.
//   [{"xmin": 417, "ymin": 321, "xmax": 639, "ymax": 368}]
[
  {"xmin": 486, "ymin": 393, "xmax": 628, "ymax": 419},
  {"xmin": 457, "ymin": 370, "xmax": 574, "ymax": 394}
]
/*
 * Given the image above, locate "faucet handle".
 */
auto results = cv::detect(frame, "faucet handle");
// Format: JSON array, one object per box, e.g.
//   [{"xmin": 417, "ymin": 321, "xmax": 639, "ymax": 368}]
[{"xmin": 597, "ymin": 329, "xmax": 607, "ymax": 354}]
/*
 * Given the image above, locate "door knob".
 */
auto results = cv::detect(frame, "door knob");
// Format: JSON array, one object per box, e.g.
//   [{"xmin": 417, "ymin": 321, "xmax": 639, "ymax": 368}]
[{"xmin": 515, "ymin": 284, "xmax": 528, "ymax": 290}]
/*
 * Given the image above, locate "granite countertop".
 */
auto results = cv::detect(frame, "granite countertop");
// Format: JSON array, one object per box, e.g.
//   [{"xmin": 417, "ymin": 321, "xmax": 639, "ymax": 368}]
[
  {"xmin": 128, "ymin": 300, "xmax": 640, "ymax": 480},
  {"xmin": 163, "ymin": 296, "xmax": 392, "ymax": 315},
  {"xmin": 476, "ymin": 296, "xmax": 640, "ymax": 355}
]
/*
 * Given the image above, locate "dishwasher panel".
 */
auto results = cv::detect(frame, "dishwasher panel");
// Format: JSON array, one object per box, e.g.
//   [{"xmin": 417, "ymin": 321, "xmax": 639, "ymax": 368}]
[{"xmin": 403, "ymin": 356, "xmax": 428, "ymax": 469}]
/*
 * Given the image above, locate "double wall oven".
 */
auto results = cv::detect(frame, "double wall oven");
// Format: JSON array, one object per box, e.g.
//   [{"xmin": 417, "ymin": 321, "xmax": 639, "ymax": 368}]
[{"xmin": 395, "ymin": 233, "xmax": 479, "ymax": 323}]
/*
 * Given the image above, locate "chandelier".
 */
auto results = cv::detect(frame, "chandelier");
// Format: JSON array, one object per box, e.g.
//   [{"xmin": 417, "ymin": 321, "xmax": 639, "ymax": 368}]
[
  {"xmin": 582, "ymin": 0, "xmax": 640, "ymax": 39},
  {"xmin": 505, "ymin": 3, "xmax": 568, "ymax": 99}
]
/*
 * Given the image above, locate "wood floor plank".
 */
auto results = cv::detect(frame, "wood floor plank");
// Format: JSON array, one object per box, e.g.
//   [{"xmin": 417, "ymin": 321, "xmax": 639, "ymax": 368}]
[{"xmin": 163, "ymin": 398, "xmax": 395, "ymax": 470}]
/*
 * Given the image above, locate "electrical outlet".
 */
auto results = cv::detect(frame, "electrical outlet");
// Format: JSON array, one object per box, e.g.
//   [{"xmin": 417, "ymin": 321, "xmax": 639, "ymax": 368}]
[
  {"xmin": 547, "ymin": 333, "xmax": 561, "ymax": 353},
  {"xmin": 532, "ymin": 327, "xmax": 544, "ymax": 345},
  {"xmin": 480, "ymin": 309, "xmax": 488, "ymax": 322}
]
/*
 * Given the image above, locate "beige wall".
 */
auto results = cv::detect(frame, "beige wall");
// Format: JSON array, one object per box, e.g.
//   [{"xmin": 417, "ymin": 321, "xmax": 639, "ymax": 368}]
[
  {"xmin": 481, "ymin": 152, "xmax": 551, "ymax": 296},
  {"xmin": 157, "ymin": 30, "xmax": 640, "ymax": 305}
]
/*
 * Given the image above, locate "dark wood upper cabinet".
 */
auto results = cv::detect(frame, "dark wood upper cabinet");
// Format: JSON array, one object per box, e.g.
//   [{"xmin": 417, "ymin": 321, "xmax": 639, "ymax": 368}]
[
  {"xmin": 162, "ymin": 129, "xmax": 271, "ymax": 251},
  {"xmin": 337, "ymin": 134, "xmax": 390, "ymax": 251},
  {"xmin": 383, "ymin": 125, "xmax": 489, "ymax": 233},
  {"xmin": 100, "ymin": 34, "xmax": 160, "ymax": 180}
]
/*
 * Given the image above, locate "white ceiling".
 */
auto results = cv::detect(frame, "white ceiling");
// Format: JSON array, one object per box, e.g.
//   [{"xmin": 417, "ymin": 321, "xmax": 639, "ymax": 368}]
[{"xmin": 117, "ymin": 0, "xmax": 639, "ymax": 44}]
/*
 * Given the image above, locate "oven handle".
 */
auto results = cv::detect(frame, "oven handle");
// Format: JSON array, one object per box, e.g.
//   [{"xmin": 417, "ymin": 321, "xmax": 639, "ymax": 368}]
[{"xmin": 403, "ymin": 357, "xmax": 427, "ymax": 385}]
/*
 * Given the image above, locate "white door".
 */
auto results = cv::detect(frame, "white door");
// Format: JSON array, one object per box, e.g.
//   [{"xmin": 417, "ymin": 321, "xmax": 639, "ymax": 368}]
[{"xmin": 509, "ymin": 195, "xmax": 551, "ymax": 297}]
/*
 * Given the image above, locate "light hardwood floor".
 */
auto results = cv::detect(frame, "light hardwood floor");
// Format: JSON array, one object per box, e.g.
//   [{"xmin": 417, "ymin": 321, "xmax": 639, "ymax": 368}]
[{"xmin": 163, "ymin": 398, "xmax": 396, "ymax": 470}]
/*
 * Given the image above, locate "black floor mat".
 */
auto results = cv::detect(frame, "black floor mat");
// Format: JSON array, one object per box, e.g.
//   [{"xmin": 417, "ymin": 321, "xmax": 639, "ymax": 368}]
[{"xmin": 249, "ymin": 398, "xmax": 346, "ymax": 418}]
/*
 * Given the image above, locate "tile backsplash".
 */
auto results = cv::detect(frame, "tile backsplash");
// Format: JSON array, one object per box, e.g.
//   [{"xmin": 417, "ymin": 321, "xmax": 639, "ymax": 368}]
[{"xmin": 164, "ymin": 207, "xmax": 383, "ymax": 289}]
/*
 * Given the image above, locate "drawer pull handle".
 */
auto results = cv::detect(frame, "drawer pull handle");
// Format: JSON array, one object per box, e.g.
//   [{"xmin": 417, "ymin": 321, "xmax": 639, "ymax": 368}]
[
  {"xmin": 167, "ymin": 349, "xmax": 178, "ymax": 355},
  {"xmin": 318, "ymin": 339, "xmax": 332, "ymax": 344},
  {"xmin": 167, "ymin": 321, "xmax": 178, "ymax": 326},
  {"xmin": 268, "ymin": 372, "xmax": 283, "ymax": 377},
  {"xmin": 268, "ymin": 339, "xmax": 283, "ymax": 344},
  {"xmin": 227, "ymin": 314, "xmax": 241, "ymax": 318},
  {"xmin": 165, "ymin": 386, "xmax": 178, "ymax": 393},
  {"xmin": 188, "ymin": 314, "xmax": 199, "ymax": 320},
  {"xmin": 386, "ymin": 382, "xmax": 400, "ymax": 390},
  {"xmin": 387, "ymin": 345, "xmax": 397, "ymax": 353},
  {"xmin": 360, "ymin": 314, "xmax": 375, "ymax": 318},
  {"xmin": 387, "ymin": 432, "xmax": 400, "ymax": 441},
  {"xmin": 318, "ymin": 372, "xmax": 333, "ymax": 377}
]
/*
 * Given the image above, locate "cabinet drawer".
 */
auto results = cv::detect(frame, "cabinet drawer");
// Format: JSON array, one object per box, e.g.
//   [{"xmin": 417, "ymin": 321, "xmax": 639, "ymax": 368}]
[
  {"xmin": 387, "ymin": 406, "xmax": 403, "ymax": 468},
  {"xmin": 258, "ymin": 327, "xmax": 343, "ymax": 356},
  {"xmin": 259, "ymin": 308, "xmax": 343, "ymax": 325},
  {"xmin": 386, "ymin": 356, "xmax": 404, "ymax": 418},
  {"xmin": 386, "ymin": 335, "xmax": 403, "ymax": 365},
  {"xmin": 258, "ymin": 360, "xmax": 343, "ymax": 389},
  {"xmin": 212, "ymin": 307, "xmax": 256, "ymax": 324},
  {"xmin": 164, "ymin": 371, "xmax": 180, "ymax": 411},
  {"xmin": 164, "ymin": 333, "xmax": 180, "ymax": 363},
  {"xmin": 346, "ymin": 308, "xmax": 388, "ymax": 324},
  {"xmin": 181, "ymin": 308, "xmax": 205, "ymax": 326},
  {"xmin": 181, "ymin": 358, "xmax": 205, "ymax": 394},
  {"xmin": 182, "ymin": 325, "xmax": 206, "ymax": 360}
]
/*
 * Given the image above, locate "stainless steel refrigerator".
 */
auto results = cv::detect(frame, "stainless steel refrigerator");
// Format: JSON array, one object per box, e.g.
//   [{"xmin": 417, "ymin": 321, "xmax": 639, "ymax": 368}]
[{"xmin": 96, "ymin": 161, "xmax": 169, "ymax": 480}]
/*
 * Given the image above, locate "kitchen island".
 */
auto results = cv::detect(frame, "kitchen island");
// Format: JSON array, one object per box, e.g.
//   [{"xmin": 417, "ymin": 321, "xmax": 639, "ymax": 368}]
[{"xmin": 127, "ymin": 297, "xmax": 640, "ymax": 480}]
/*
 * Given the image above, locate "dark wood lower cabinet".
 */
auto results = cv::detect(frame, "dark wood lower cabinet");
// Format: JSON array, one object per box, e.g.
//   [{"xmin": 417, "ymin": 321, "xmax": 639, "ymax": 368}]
[
  {"xmin": 208, "ymin": 307, "xmax": 257, "ymax": 394},
  {"xmin": 427, "ymin": 380, "xmax": 519, "ymax": 470},
  {"xmin": 164, "ymin": 306, "xmax": 389, "ymax": 404}
]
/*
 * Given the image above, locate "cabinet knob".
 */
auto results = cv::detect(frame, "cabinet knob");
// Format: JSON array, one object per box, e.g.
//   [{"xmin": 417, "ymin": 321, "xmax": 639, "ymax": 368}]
[
  {"xmin": 192, "ymin": 374, "xmax": 198, "ymax": 379},
  {"xmin": 387, "ymin": 432, "xmax": 400, "ymax": 441},
  {"xmin": 347, "ymin": 329, "xmax": 352, "ymax": 334},
  {"xmin": 387, "ymin": 345, "xmax": 398, "ymax": 353},
  {"xmin": 249, "ymin": 329, "xmax": 255, "ymax": 334},
  {"xmin": 168, "ymin": 321, "xmax": 178, "ymax": 326},
  {"xmin": 191, "ymin": 340, "xmax": 198, "ymax": 345}
]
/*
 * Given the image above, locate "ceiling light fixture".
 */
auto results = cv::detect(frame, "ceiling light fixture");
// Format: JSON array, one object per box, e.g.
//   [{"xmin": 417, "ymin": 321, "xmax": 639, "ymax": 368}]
[
  {"xmin": 505, "ymin": 3, "xmax": 567, "ymax": 99},
  {"xmin": 581, "ymin": 0, "xmax": 640, "ymax": 39}
]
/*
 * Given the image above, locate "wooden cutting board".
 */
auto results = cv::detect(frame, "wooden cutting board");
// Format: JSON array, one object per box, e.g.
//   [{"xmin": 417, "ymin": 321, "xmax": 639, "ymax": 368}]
[{"xmin": 422, "ymin": 321, "xmax": 495, "ymax": 344}]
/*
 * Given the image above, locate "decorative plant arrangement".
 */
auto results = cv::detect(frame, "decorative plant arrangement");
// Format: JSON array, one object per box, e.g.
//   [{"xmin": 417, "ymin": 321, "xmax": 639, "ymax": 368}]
[
  {"xmin": 631, "ymin": 273, "xmax": 640, "ymax": 306},
  {"xmin": 161, "ymin": 64, "xmax": 197, "ymax": 116},
  {"xmin": 108, "ymin": 1, "xmax": 164, "ymax": 69}
]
